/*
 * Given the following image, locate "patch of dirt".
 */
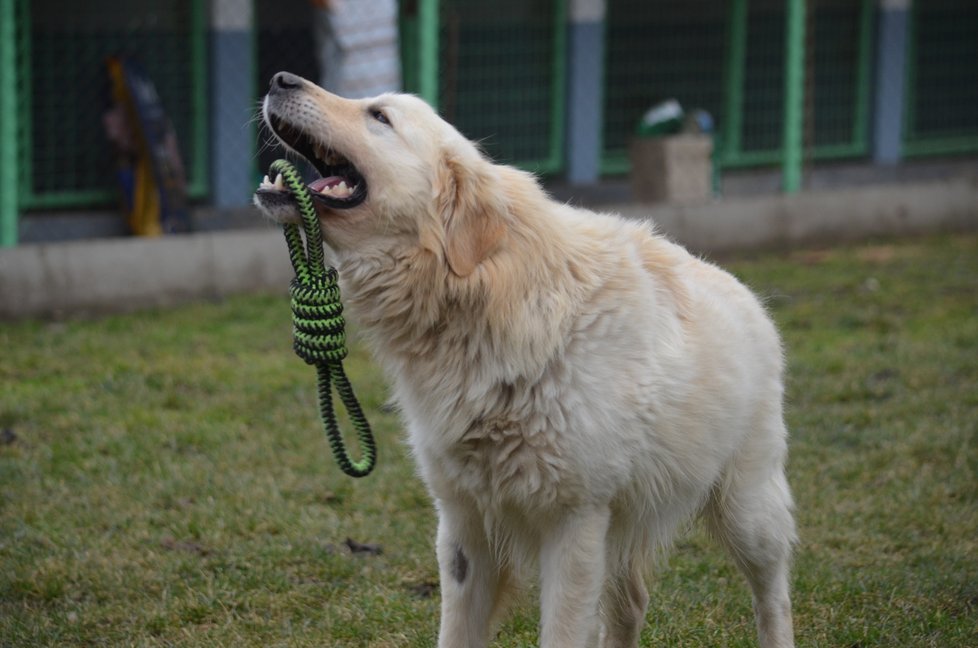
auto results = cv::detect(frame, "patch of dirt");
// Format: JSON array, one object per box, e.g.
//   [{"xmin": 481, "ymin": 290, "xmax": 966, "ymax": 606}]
[
  {"xmin": 345, "ymin": 537, "xmax": 383, "ymax": 555},
  {"xmin": 160, "ymin": 536, "xmax": 212, "ymax": 557},
  {"xmin": 405, "ymin": 580, "xmax": 438, "ymax": 599}
]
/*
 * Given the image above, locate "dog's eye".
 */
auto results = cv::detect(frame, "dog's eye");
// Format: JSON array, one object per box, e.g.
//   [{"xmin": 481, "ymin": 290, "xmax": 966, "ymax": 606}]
[{"xmin": 370, "ymin": 108, "xmax": 391, "ymax": 126}]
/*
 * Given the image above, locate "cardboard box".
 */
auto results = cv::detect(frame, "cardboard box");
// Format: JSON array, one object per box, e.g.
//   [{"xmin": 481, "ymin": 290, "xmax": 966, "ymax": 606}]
[{"xmin": 629, "ymin": 134, "xmax": 713, "ymax": 205}]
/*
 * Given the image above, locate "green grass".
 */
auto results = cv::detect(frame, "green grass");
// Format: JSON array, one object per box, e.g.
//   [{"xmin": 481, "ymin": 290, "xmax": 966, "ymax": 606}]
[{"xmin": 2, "ymin": 233, "xmax": 976, "ymax": 647}]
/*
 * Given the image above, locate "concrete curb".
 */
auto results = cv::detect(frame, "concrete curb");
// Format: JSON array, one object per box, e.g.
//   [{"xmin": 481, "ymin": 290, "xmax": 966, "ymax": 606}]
[
  {"xmin": 2, "ymin": 178, "xmax": 976, "ymax": 319},
  {"xmin": 622, "ymin": 175, "xmax": 978, "ymax": 254},
  {"xmin": 0, "ymin": 228, "xmax": 293, "ymax": 319}
]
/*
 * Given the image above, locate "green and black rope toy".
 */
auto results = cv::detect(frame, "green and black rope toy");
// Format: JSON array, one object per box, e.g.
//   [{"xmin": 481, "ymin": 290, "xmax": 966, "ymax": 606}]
[{"xmin": 270, "ymin": 158, "xmax": 377, "ymax": 478}]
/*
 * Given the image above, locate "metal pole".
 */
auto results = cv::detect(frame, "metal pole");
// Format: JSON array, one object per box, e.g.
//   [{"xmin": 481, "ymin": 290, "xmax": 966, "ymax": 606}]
[
  {"xmin": 0, "ymin": 0, "xmax": 19, "ymax": 247},
  {"xmin": 721, "ymin": 0, "xmax": 748, "ymax": 166},
  {"xmin": 851, "ymin": 0, "xmax": 874, "ymax": 155},
  {"xmin": 782, "ymin": 0, "xmax": 806, "ymax": 193},
  {"xmin": 418, "ymin": 0, "xmax": 439, "ymax": 109},
  {"xmin": 189, "ymin": 0, "xmax": 209, "ymax": 198},
  {"xmin": 548, "ymin": 0, "xmax": 569, "ymax": 175}
]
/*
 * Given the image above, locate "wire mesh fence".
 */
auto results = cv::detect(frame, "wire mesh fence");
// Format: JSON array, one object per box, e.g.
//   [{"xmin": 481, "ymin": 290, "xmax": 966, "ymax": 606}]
[
  {"xmin": 738, "ymin": 0, "xmax": 873, "ymax": 163},
  {"xmin": 602, "ymin": 0, "xmax": 875, "ymax": 173},
  {"xmin": 808, "ymin": 0, "xmax": 872, "ymax": 158},
  {"xmin": 17, "ymin": 0, "xmax": 205, "ymax": 210},
  {"xmin": 434, "ymin": 0, "xmax": 564, "ymax": 173},
  {"xmin": 254, "ymin": 0, "xmax": 321, "ymax": 184},
  {"xmin": 904, "ymin": 0, "xmax": 978, "ymax": 156},
  {"xmin": 255, "ymin": 0, "xmax": 402, "ymax": 182},
  {"xmin": 5, "ymin": 0, "xmax": 978, "ymax": 237},
  {"xmin": 602, "ymin": 0, "xmax": 727, "ymax": 174}
]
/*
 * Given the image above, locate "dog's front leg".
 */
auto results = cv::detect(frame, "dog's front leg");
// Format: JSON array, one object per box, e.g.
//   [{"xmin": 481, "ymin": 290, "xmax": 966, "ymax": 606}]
[
  {"xmin": 539, "ymin": 505, "xmax": 611, "ymax": 648},
  {"xmin": 436, "ymin": 500, "xmax": 505, "ymax": 648}
]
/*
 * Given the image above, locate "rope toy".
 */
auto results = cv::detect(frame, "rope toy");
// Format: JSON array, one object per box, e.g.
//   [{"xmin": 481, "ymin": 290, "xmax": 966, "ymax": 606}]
[{"xmin": 270, "ymin": 158, "xmax": 377, "ymax": 478}]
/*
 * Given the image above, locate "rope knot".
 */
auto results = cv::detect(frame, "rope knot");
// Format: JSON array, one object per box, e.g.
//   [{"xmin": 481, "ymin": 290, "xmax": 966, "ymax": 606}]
[
  {"xmin": 290, "ymin": 268, "xmax": 347, "ymax": 365},
  {"xmin": 272, "ymin": 157, "xmax": 375, "ymax": 478}
]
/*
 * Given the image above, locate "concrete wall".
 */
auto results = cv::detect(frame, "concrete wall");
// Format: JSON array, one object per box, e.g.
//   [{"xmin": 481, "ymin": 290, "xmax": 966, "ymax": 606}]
[
  {"xmin": 629, "ymin": 175, "xmax": 978, "ymax": 255},
  {"xmin": 0, "ymin": 228, "xmax": 293, "ymax": 318},
  {"xmin": 2, "ymin": 176, "xmax": 976, "ymax": 319}
]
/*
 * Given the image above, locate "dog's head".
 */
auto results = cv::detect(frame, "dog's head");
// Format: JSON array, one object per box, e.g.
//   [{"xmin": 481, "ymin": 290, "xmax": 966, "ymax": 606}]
[{"xmin": 254, "ymin": 72, "xmax": 510, "ymax": 277}]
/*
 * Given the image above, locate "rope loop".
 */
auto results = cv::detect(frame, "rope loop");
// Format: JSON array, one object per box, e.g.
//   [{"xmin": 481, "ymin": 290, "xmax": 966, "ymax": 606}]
[{"xmin": 268, "ymin": 158, "xmax": 376, "ymax": 478}]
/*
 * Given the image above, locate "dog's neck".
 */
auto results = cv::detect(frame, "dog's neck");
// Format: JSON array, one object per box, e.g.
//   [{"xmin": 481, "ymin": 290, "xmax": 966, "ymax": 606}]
[{"xmin": 336, "ymin": 204, "xmax": 591, "ymax": 396}]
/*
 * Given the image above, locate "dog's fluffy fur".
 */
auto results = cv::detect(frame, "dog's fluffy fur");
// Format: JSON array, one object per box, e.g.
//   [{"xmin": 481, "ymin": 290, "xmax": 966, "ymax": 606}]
[{"xmin": 256, "ymin": 74, "xmax": 797, "ymax": 648}]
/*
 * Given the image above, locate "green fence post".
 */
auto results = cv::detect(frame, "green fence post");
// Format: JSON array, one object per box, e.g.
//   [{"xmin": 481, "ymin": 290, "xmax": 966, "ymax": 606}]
[
  {"xmin": 900, "ymin": 0, "xmax": 917, "ymax": 154},
  {"xmin": 0, "ymin": 0, "xmax": 19, "ymax": 247},
  {"xmin": 547, "ymin": 0, "xmax": 568, "ymax": 175},
  {"xmin": 850, "ymin": 0, "xmax": 874, "ymax": 156},
  {"xmin": 189, "ymin": 0, "xmax": 209, "ymax": 199},
  {"xmin": 781, "ymin": 0, "xmax": 805, "ymax": 193},
  {"xmin": 720, "ymin": 0, "xmax": 748, "ymax": 167},
  {"xmin": 418, "ymin": 0, "xmax": 439, "ymax": 109}
]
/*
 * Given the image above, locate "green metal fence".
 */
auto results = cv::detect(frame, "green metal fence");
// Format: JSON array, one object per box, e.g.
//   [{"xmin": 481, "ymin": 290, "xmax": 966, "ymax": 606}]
[
  {"xmin": 601, "ymin": 0, "xmax": 875, "ymax": 174},
  {"xmin": 431, "ymin": 0, "xmax": 566, "ymax": 174},
  {"xmin": 903, "ymin": 0, "xmax": 978, "ymax": 157},
  {"xmin": 255, "ymin": 0, "xmax": 320, "ymax": 178},
  {"xmin": 602, "ymin": 0, "xmax": 727, "ymax": 175},
  {"xmin": 0, "ymin": 0, "xmax": 21, "ymax": 246},
  {"xmin": 5, "ymin": 0, "xmax": 978, "ymax": 248},
  {"xmin": 246, "ymin": 0, "xmax": 569, "ymax": 184},
  {"xmin": 12, "ymin": 0, "xmax": 208, "ymax": 212}
]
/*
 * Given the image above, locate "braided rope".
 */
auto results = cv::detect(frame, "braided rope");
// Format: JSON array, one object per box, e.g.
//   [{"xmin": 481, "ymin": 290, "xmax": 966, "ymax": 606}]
[{"xmin": 269, "ymin": 159, "xmax": 377, "ymax": 478}]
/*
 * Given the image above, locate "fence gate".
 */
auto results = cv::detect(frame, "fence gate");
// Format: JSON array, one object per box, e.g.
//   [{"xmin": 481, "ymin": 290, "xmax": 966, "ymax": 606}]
[
  {"xmin": 602, "ymin": 0, "xmax": 875, "ymax": 174},
  {"xmin": 902, "ymin": 0, "xmax": 978, "ymax": 157},
  {"xmin": 12, "ymin": 0, "xmax": 208, "ymax": 211},
  {"xmin": 403, "ymin": 0, "xmax": 567, "ymax": 175}
]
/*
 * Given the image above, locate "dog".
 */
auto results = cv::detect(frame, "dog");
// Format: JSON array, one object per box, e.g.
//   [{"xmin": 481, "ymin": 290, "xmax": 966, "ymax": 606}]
[{"xmin": 254, "ymin": 71, "xmax": 797, "ymax": 648}]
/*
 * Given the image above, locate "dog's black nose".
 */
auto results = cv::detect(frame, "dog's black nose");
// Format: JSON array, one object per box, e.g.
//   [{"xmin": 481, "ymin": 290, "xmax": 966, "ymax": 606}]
[{"xmin": 270, "ymin": 71, "xmax": 303, "ymax": 93}]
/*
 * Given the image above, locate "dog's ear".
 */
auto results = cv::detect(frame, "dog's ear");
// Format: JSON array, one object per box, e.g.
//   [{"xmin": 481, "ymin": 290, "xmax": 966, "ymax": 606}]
[{"xmin": 435, "ymin": 154, "xmax": 507, "ymax": 277}]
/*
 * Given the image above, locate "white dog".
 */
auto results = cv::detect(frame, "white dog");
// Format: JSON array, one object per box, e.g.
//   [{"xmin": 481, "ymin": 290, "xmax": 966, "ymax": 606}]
[{"xmin": 255, "ymin": 72, "xmax": 797, "ymax": 648}]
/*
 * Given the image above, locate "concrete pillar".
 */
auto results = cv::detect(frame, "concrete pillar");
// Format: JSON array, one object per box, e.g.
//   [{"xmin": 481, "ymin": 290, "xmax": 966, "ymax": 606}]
[
  {"xmin": 210, "ymin": 1, "xmax": 256, "ymax": 207},
  {"xmin": 565, "ymin": 0, "xmax": 606, "ymax": 185},
  {"xmin": 873, "ymin": 0, "xmax": 911, "ymax": 165}
]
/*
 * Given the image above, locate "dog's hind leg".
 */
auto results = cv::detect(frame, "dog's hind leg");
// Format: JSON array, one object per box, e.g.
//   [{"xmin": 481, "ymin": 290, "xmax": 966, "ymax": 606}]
[
  {"xmin": 539, "ymin": 505, "xmax": 611, "ymax": 648},
  {"xmin": 598, "ymin": 558, "xmax": 649, "ymax": 648},
  {"xmin": 704, "ymin": 427, "xmax": 797, "ymax": 648},
  {"xmin": 435, "ymin": 500, "xmax": 509, "ymax": 648}
]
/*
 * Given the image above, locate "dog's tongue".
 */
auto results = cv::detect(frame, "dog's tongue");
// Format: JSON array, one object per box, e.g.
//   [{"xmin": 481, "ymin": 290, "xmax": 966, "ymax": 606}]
[
  {"xmin": 309, "ymin": 176, "xmax": 345, "ymax": 193},
  {"xmin": 310, "ymin": 175, "xmax": 357, "ymax": 199}
]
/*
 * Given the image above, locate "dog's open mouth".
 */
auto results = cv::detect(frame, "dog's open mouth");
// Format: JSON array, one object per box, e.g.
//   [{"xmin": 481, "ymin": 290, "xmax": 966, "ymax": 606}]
[{"xmin": 256, "ymin": 116, "xmax": 367, "ymax": 210}]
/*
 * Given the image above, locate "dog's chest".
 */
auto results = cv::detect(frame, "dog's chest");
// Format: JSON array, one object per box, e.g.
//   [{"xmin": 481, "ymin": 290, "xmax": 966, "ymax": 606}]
[
  {"xmin": 423, "ymin": 410, "xmax": 567, "ymax": 513},
  {"xmin": 451, "ymin": 415, "xmax": 566, "ymax": 509}
]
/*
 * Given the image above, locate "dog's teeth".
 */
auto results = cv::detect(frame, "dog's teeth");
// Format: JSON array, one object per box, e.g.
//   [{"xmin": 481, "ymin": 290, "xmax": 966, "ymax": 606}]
[{"xmin": 274, "ymin": 173, "xmax": 285, "ymax": 190}]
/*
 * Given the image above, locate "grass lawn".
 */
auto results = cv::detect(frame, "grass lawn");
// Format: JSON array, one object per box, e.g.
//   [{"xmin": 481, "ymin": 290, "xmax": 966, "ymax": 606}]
[{"xmin": 2, "ymin": 232, "xmax": 976, "ymax": 647}]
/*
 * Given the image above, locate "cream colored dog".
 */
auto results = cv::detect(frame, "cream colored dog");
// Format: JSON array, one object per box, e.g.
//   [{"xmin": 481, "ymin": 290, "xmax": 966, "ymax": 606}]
[{"xmin": 255, "ymin": 72, "xmax": 797, "ymax": 648}]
